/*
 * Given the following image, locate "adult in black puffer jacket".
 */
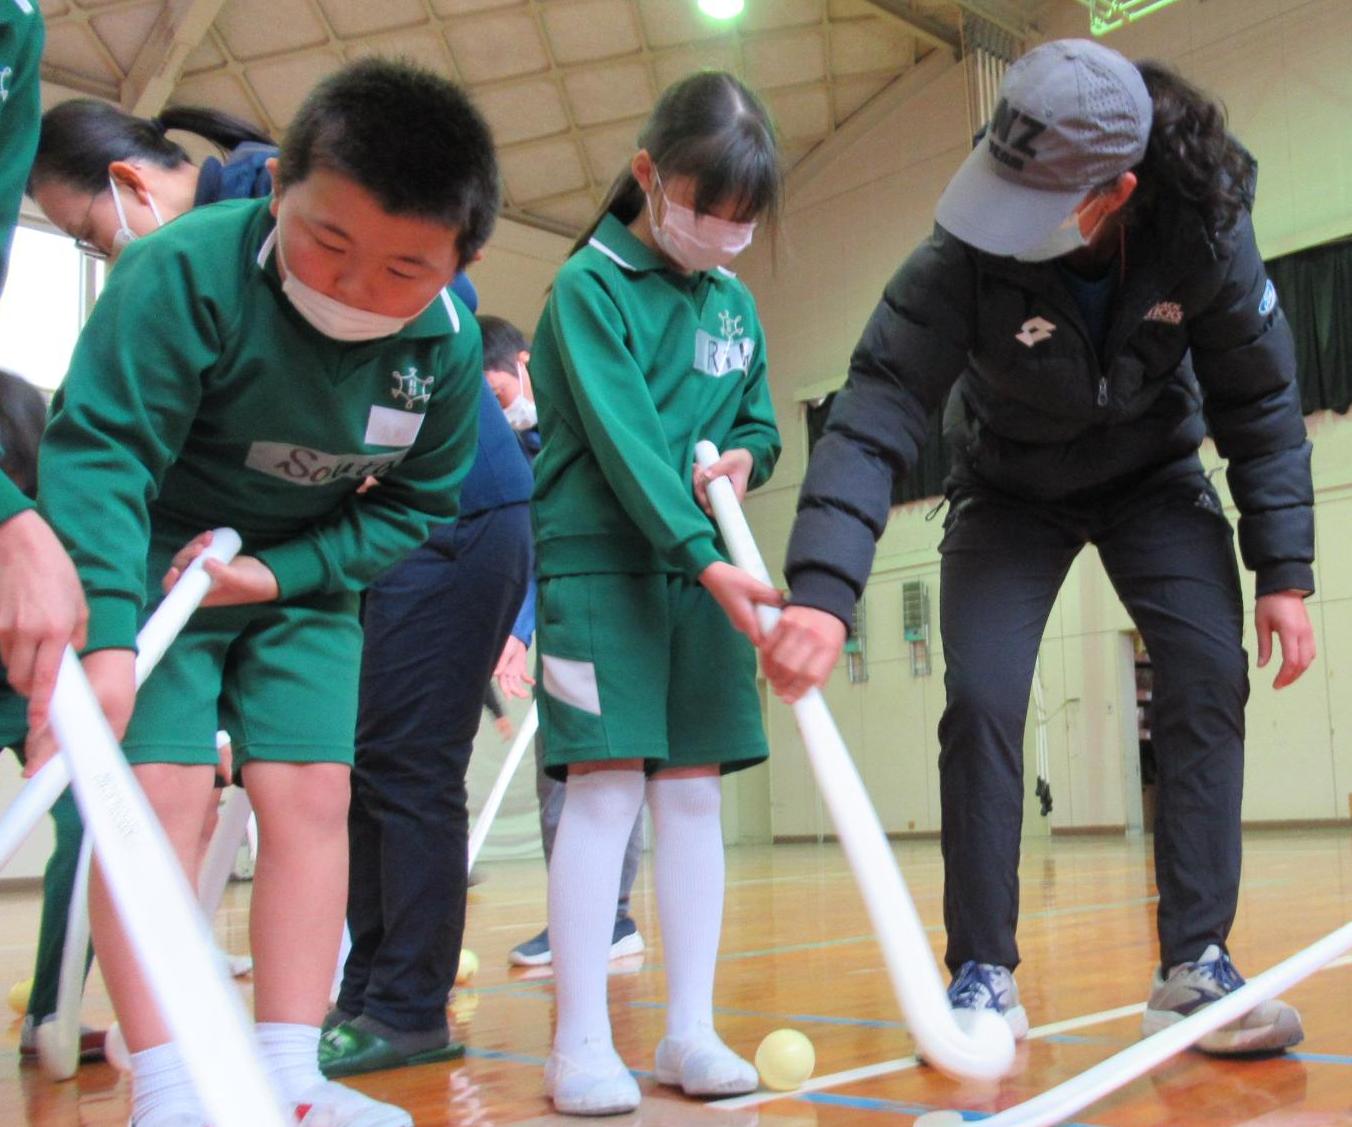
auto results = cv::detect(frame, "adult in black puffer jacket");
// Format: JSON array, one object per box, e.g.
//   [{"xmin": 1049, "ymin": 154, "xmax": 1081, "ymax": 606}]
[{"xmin": 766, "ymin": 40, "xmax": 1313, "ymax": 1055}]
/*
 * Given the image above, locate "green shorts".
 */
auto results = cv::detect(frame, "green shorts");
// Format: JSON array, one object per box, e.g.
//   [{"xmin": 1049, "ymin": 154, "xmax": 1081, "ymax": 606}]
[
  {"xmin": 536, "ymin": 572, "xmax": 767, "ymax": 781},
  {"xmin": 119, "ymin": 533, "xmax": 362, "ymax": 770}
]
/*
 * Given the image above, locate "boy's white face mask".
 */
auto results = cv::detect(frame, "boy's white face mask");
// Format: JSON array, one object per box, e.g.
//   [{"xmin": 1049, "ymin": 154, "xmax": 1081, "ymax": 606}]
[
  {"xmin": 646, "ymin": 172, "xmax": 756, "ymax": 272},
  {"xmin": 271, "ymin": 212, "xmax": 438, "ymax": 342},
  {"xmin": 503, "ymin": 393, "xmax": 538, "ymax": 431}
]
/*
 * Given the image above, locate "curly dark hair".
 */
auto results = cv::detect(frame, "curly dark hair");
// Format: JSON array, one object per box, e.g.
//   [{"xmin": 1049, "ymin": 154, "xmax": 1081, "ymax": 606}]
[{"xmin": 1126, "ymin": 61, "xmax": 1257, "ymax": 237}]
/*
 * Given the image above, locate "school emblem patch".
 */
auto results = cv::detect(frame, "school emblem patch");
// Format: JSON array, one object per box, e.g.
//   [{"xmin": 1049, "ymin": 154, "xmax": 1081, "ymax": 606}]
[{"xmin": 390, "ymin": 367, "xmax": 433, "ymax": 410}]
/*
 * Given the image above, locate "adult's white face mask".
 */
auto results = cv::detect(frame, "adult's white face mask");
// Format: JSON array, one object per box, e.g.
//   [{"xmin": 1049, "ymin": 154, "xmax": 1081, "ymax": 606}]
[
  {"xmin": 646, "ymin": 173, "xmax": 756, "ymax": 272},
  {"xmin": 1015, "ymin": 199, "xmax": 1110, "ymax": 263},
  {"xmin": 503, "ymin": 393, "xmax": 538, "ymax": 431},
  {"xmin": 273, "ymin": 218, "xmax": 434, "ymax": 342}
]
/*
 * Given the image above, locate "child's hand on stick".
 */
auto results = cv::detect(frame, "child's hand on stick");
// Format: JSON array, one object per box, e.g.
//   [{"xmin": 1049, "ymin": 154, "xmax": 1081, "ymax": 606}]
[
  {"xmin": 693, "ymin": 448, "xmax": 754, "ymax": 516},
  {"xmin": 162, "ymin": 530, "xmax": 279, "ymax": 607},
  {"xmin": 698, "ymin": 561, "xmax": 782, "ymax": 646}
]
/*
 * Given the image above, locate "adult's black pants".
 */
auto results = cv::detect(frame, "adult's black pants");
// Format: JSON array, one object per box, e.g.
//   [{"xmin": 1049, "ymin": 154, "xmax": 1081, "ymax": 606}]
[{"xmin": 937, "ymin": 471, "xmax": 1249, "ymax": 974}]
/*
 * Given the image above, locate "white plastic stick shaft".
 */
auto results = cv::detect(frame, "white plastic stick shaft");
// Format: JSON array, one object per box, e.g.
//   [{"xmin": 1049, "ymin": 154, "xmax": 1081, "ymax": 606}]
[
  {"xmin": 0, "ymin": 529, "xmax": 245, "ymax": 873},
  {"xmin": 467, "ymin": 702, "xmax": 539, "ymax": 871},
  {"xmin": 694, "ymin": 441, "xmax": 1014, "ymax": 1081},
  {"xmin": 135, "ymin": 528, "xmax": 242, "ymax": 684},
  {"xmin": 197, "ymin": 785, "xmax": 253, "ymax": 916},
  {"xmin": 36, "ymin": 831, "xmax": 93, "ymax": 1080},
  {"xmin": 0, "ymin": 755, "xmax": 70, "ymax": 872},
  {"xmin": 51, "ymin": 651, "xmax": 286, "ymax": 1127},
  {"xmin": 980, "ymin": 921, "xmax": 1352, "ymax": 1126}
]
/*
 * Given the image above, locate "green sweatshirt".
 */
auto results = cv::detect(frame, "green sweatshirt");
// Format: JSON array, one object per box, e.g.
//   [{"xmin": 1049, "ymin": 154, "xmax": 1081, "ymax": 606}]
[
  {"xmin": 0, "ymin": 0, "xmax": 42, "ymax": 298},
  {"xmin": 40, "ymin": 197, "xmax": 482, "ymax": 652},
  {"xmin": 531, "ymin": 214, "xmax": 780, "ymax": 579}
]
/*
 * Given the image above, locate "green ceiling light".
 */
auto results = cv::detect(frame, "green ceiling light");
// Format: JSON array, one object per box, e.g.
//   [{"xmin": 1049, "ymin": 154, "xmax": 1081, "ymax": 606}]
[
  {"xmin": 697, "ymin": 0, "xmax": 745, "ymax": 20},
  {"xmin": 1085, "ymin": 0, "xmax": 1185, "ymax": 36}
]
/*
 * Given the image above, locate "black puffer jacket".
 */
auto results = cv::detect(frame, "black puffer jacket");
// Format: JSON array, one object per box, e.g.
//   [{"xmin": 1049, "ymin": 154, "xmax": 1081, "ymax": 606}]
[{"xmin": 786, "ymin": 202, "xmax": 1313, "ymax": 625}]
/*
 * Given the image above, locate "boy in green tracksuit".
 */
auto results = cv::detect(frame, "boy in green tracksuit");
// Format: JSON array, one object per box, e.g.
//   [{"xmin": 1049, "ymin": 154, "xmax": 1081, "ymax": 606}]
[
  {"xmin": 530, "ymin": 72, "xmax": 785, "ymax": 1117},
  {"xmin": 29, "ymin": 59, "xmax": 499, "ymax": 1127}
]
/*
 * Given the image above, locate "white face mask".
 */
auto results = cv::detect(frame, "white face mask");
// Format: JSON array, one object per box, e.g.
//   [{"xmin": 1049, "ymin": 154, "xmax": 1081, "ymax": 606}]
[
  {"xmin": 503, "ymin": 393, "xmax": 538, "ymax": 431},
  {"xmin": 1015, "ymin": 202, "xmax": 1108, "ymax": 263},
  {"xmin": 272, "ymin": 221, "xmax": 429, "ymax": 342},
  {"xmin": 109, "ymin": 173, "xmax": 163, "ymax": 257},
  {"xmin": 646, "ymin": 173, "xmax": 756, "ymax": 272}
]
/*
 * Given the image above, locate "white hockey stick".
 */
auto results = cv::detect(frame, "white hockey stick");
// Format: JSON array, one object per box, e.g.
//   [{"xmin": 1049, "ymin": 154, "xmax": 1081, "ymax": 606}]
[
  {"xmin": 944, "ymin": 921, "xmax": 1352, "ymax": 1127},
  {"xmin": 0, "ymin": 530, "xmax": 245, "ymax": 873},
  {"xmin": 466, "ymin": 701, "xmax": 538, "ymax": 871},
  {"xmin": 43, "ymin": 527, "xmax": 285, "ymax": 1123},
  {"xmin": 49, "ymin": 652, "xmax": 287, "ymax": 1124},
  {"xmin": 34, "ymin": 532, "xmax": 244, "ymax": 1081},
  {"xmin": 695, "ymin": 441, "xmax": 1015, "ymax": 1082}
]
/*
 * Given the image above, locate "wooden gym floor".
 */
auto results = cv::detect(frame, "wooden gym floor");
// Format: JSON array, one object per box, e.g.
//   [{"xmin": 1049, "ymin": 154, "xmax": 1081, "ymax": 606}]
[{"xmin": 2, "ymin": 830, "xmax": 1351, "ymax": 1125}]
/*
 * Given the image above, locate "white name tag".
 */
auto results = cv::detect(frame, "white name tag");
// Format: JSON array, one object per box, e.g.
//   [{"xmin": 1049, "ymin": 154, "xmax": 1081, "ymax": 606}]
[
  {"xmin": 364, "ymin": 405, "xmax": 425, "ymax": 447},
  {"xmin": 693, "ymin": 329, "xmax": 755, "ymax": 379},
  {"xmin": 245, "ymin": 442, "xmax": 408, "ymax": 487}
]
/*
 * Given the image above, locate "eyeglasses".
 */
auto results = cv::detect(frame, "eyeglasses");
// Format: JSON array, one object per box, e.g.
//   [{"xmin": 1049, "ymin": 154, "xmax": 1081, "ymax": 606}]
[{"xmin": 72, "ymin": 187, "xmax": 109, "ymax": 260}]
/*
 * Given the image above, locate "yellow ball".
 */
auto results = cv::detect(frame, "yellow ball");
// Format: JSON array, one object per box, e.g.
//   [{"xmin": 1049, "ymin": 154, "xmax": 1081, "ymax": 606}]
[
  {"xmin": 755, "ymin": 1028, "xmax": 815, "ymax": 1091},
  {"xmin": 455, "ymin": 948, "xmax": 479, "ymax": 986},
  {"xmin": 7, "ymin": 977, "xmax": 32, "ymax": 1015}
]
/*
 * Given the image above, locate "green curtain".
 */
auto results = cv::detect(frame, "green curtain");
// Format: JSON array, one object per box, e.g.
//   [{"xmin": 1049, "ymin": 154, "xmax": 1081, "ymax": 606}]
[{"xmin": 1266, "ymin": 239, "xmax": 1352, "ymax": 415}]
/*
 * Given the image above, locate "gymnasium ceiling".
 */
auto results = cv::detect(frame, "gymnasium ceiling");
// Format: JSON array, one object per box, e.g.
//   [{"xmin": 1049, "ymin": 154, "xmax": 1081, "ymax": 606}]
[{"xmin": 36, "ymin": 0, "xmax": 1049, "ymax": 235}]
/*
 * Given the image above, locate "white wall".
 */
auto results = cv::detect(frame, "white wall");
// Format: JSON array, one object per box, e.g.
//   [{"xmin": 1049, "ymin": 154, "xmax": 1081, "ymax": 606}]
[{"xmin": 735, "ymin": 0, "xmax": 1352, "ymax": 840}]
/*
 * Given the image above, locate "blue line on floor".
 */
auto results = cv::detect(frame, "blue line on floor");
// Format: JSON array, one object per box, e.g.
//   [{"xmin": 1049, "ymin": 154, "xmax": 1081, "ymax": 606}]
[
  {"xmin": 795, "ymin": 1091, "xmax": 1104, "ymax": 1125},
  {"xmin": 1288, "ymin": 1051, "xmax": 1352, "ymax": 1065}
]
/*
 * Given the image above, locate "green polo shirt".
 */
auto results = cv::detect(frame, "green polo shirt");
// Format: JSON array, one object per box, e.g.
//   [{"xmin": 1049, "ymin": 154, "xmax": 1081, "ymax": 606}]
[
  {"xmin": 40, "ymin": 197, "xmax": 482, "ymax": 652},
  {"xmin": 530, "ymin": 213, "xmax": 780, "ymax": 579}
]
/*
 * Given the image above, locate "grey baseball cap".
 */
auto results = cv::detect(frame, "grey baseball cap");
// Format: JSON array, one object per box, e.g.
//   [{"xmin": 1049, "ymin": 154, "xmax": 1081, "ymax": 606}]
[{"xmin": 935, "ymin": 38, "xmax": 1152, "ymax": 257}]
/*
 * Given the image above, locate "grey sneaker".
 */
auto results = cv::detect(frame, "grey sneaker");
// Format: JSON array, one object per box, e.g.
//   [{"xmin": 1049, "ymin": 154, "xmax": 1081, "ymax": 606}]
[
  {"xmin": 510, "ymin": 918, "xmax": 645, "ymax": 967},
  {"xmin": 1142, "ymin": 944, "xmax": 1304, "ymax": 1054},
  {"xmin": 947, "ymin": 961, "xmax": 1030, "ymax": 1039}
]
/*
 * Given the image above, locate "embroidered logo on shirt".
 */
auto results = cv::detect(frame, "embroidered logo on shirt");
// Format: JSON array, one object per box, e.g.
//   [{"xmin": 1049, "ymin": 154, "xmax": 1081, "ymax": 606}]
[
  {"xmin": 1144, "ymin": 301, "xmax": 1184, "ymax": 325},
  {"xmin": 0, "ymin": 67, "xmax": 11, "ymax": 104},
  {"xmin": 694, "ymin": 310, "xmax": 755, "ymax": 378},
  {"xmin": 1015, "ymin": 316, "xmax": 1056, "ymax": 348},
  {"xmin": 1258, "ymin": 279, "xmax": 1278, "ymax": 317},
  {"xmin": 390, "ymin": 367, "xmax": 433, "ymax": 409},
  {"xmin": 245, "ymin": 442, "xmax": 408, "ymax": 486}
]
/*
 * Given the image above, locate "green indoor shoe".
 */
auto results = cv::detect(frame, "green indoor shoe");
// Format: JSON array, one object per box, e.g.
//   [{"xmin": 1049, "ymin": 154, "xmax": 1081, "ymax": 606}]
[{"xmin": 318, "ymin": 1020, "xmax": 464, "ymax": 1079}]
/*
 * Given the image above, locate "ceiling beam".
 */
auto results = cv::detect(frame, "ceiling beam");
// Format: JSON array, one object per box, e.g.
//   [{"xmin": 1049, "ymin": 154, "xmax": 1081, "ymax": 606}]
[
  {"xmin": 864, "ymin": 0, "xmax": 962, "ymax": 52},
  {"xmin": 956, "ymin": 0, "xmax": 1037, "ymax": 42},
  {"xmin": 785, "ymin": 48, "xmax": 958, "ymax": 201},
  {"xmin": 121, "ymin": 0, "xmax": 228, "ymax": 117}
]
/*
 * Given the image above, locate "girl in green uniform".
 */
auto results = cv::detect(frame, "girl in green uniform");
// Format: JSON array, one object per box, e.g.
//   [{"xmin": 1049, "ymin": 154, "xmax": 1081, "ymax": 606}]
[
  {"xmin": 28, "ymin": 59, "xmax": 498, "ymax": 1127},
  {"xmin": 529, "ymin": 72, "xmax": 784, "ymax": 1116}
]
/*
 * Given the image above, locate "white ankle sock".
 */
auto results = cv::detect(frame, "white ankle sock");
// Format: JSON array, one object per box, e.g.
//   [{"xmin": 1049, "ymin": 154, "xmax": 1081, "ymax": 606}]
[
  {"xmin": 549, "ymin": 769, "xmax": 646, "ymax": 1055},
  {"xmin": 647, "ymin": 774, "xmax": 725, "ymax": 1039},
  {"xmin": 130, "ymin": 1042, "xmax": 204, "ymax": 1125},
  {"xmin": 255, "ymin": 1022, "xmax": 323, "ymax": 1105}
]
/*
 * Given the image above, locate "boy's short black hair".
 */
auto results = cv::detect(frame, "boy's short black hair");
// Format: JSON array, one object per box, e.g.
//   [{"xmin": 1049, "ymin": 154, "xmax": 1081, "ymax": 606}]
[
  {"xmin": 277, "ymin": 58, "xmax": 500, "ymax": 265},
  {"xmin": 478, "ymin": 315, "xmax": 529, "ymax": 373},
  {"xmin": 0, "ymin": 370, "xmax": 48, "ymax": 499}
]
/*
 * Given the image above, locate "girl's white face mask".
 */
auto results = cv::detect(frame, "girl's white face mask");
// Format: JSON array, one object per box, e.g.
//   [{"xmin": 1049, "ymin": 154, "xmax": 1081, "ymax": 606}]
[
  {"xmin": 272, "ymin": 216, "xmax": 432, "ymax": 342},
  {"xmin": 646, "ymin": 172, "xmax": 756, "ymax": 272},
  {"xmin": 109, "ymin": 173, "xmax": 163, "ymax": 258}
]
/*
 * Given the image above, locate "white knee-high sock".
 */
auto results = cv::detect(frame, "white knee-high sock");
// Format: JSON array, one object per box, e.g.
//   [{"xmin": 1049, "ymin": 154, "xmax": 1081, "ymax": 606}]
[
  {"xmin": 648, "ymin": 774, "xmax": 725, "ymax": 1040},
  {"xmin": 549, "ymin": 769, "xmax": 646, "ymax": 1056}
]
